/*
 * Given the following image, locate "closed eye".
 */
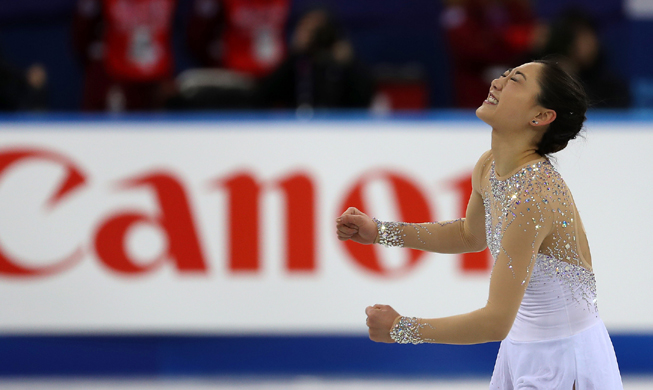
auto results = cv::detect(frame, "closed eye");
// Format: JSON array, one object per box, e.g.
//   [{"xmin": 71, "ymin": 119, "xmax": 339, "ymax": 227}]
[
  {"xmin": 500, "ymin": 73, "xmax": 519, "ymax": 82},
  {"xmin": 501, "ymin": 68, "xmax": 527, "ymax": 82}
]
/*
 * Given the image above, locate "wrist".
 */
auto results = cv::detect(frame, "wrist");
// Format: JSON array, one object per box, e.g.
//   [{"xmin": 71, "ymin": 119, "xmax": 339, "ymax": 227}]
[
  {"xmin": 372, "ymin": 218, "xmax": 405, "ymax": 248},
  {"xmin": 391, "ymin": 315, "xmax": 402, "ymax": 329},
  {"xmin": 389, "ymin": 316, "xmax": 435, "ymax": 345}
]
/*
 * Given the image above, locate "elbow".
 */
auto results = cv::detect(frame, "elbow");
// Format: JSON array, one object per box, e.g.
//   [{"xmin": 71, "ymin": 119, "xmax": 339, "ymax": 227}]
[
  {"xmin": 460, "ymin": 224, "xmax": 487, "ymax": 253},
  {"xmin": 483, "ymin": 314, "xmax": 514, "ymax": 342},
  {"xmin": 487, "ymin": 325, "xmax": 511, "ymax": 342},
  {"xmin": 465, "ymin": 238, "xmax": 487, "ymax": 253}
]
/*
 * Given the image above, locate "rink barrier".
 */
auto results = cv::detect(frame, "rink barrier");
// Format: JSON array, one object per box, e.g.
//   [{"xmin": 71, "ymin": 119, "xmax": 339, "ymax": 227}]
[{"xmin": 0, "ymin": 334, "xmax": 651, "ymax": 377}]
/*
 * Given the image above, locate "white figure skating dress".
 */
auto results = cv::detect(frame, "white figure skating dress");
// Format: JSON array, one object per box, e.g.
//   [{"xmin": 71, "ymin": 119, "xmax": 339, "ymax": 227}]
[{"xmin": 482, "ymin": 157, "xmax": 623, "ymax": 389}]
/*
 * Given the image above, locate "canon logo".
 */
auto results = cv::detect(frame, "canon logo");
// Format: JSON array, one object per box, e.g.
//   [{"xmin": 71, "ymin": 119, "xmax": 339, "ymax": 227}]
[{"xmin": 0, "ymin": 147, "xmax": 491, "ymax": 278}]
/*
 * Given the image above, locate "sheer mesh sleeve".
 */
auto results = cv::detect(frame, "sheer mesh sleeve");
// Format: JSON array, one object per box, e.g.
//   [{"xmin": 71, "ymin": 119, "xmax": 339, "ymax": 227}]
[
  {"xmin": 372, "ymin": 151, "xmax": 492, "ymax": 254},
  {"xmin": 386, "ymin": 159, "xmax": 560, "ymax": 345}
]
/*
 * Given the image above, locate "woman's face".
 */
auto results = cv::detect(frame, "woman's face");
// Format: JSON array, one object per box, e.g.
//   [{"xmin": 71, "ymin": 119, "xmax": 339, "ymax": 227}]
[{"xmin": 476, "ymin": 62, "xmax": 546, "ymax": 130}]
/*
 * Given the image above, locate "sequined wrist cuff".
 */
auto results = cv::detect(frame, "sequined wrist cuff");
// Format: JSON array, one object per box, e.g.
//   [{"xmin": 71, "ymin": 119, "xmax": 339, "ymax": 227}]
[
  {"xmin": 389, "ymin": 316, "xmax": 433, "ymax": 345},
  {"xmin": 373, "ymin": 218, "xmax": 404, "ymax": 248}
]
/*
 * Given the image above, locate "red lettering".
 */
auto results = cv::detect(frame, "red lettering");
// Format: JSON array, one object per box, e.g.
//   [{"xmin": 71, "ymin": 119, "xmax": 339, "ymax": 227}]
[
  {"xmin": 217, "ymin": 171, "xmax": 316, "ymax": 273},
  {"xmin": 94, "ymin": 172, "xmax": 207, "ymax": 274},
  {"xmin": 0, "ymin": 147, "xmax": 485, "ymax": 279},
  {"xmin": 340, "ymin": 171, "xmax": 433, "ymax": 276},
  {"xmin": 221, "ymin": 173, "xmax": 260, "ymax": 271},
  {"xmin": 0, "ymin": 149, "xmax": 85, "ymax": 276},
  {"xmin": 451, "ymin": 173, "xmax": 492, "ymax": 272},
  {"xmin": 277, "ymin": 174, "xmax": 315, "ymax": 272}
]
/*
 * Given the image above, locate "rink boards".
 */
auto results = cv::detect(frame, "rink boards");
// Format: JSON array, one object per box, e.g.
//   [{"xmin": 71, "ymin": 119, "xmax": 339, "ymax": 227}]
[{"xmin": 0, "ymin": 113, "xmax": 651, "ymax": 377}]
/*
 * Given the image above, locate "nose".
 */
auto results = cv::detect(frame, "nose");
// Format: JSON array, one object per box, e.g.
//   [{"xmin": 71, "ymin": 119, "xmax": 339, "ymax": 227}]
[{"xmin": 490, "ymin": 77, "xmax": 503, "ymax": 91}]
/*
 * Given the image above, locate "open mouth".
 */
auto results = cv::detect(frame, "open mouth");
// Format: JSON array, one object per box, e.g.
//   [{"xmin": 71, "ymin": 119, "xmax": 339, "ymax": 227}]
[{"xmin": 484, "ymin": 93, "xmax": 499, "ymax": 105}]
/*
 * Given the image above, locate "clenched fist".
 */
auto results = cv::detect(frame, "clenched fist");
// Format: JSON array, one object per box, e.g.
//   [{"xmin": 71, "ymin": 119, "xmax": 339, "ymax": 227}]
[
  {"xmin": 365, "ymin": 304, "xmax": 401, "ymax": 343},
  {"xmin": 335, "ymin": 207, "xmax": 377, "ymax": 244}
]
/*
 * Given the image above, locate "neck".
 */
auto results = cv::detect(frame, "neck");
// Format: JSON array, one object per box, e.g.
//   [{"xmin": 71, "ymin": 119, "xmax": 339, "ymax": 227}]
[{"xmin": 491, "ymin": 128, "xmax": 542, "ymax": 177}]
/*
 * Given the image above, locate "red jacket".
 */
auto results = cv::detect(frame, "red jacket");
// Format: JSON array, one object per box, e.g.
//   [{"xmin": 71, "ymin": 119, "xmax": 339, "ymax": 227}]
[
  {"xmin": 103, "ymin": 0, "xmax": 177, "ymax": 81},
  {"xmin": 442, "ymin": 0, "xmax": 536, "ymax": 107},
  {"xmin": 188, "ymin": 0, "xmax": 290, "ymax": 77}
]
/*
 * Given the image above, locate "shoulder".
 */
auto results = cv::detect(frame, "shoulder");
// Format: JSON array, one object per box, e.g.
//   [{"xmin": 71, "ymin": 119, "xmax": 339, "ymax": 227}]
[
  {"xmin": 472, "ymin": 150, "xmax": 493, "ymax": 192},
  {"xmin": 505, "ymin": 184, "xmax": 555, "ymax": 236},
  {"xmin": 510, "ymin": 160, "xmax": 558, "ymax": 216}
]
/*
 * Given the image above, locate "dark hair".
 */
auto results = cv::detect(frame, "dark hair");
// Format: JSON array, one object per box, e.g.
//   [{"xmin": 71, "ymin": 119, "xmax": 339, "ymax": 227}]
[{"xmin": 533, "ymin": 59, "xmax": 588, "ymax": 156}]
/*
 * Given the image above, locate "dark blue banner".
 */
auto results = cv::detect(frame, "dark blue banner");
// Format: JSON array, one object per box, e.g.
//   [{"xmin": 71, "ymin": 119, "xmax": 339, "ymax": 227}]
[{"xmin": 0, "ymin": 333, "xmax": 651, "ymax": 377}]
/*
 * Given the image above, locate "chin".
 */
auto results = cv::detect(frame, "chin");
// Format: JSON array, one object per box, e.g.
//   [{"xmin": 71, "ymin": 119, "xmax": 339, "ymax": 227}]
[{"xmin": 476, "ymin": 105, "xmax": 491, "ymax": 125}]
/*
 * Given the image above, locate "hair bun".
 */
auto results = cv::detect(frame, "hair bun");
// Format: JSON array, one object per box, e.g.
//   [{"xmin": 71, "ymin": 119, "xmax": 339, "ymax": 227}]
[{"xmin": 534, "ymin": 59, "xmax": 588, "ymax": 156}]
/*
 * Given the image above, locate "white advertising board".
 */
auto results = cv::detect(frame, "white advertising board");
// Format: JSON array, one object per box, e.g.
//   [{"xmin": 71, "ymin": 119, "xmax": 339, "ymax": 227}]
[{"xmin": 0, "ymin": 119, "xmax": 650, "ymax": 333}]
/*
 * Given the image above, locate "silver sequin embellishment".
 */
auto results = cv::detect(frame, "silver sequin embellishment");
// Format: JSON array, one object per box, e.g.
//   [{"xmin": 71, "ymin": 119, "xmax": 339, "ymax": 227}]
[
  {"xmin": 373, "ymin": 218, "xmax": 462, "ymax": 248},
  {"xmin": 390, "ymin": 316, "xmax": 437, "ymax": 344},
  {"xmin": 483, "ymin": 159, "xmax": 597, "ymax": 307}
]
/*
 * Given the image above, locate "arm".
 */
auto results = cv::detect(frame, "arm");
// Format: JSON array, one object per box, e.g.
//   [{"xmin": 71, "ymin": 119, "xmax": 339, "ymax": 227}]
[
  {"xmin": 366, "ymin": 194, "xmax": 552, "ymax": 345},
  {"xmin": 372, "ymin": 189, "xmax": 485, "ymax": 254},
  {"xmin": 336, "ymin": 151, "xmax": 491, "ymax": 254}
]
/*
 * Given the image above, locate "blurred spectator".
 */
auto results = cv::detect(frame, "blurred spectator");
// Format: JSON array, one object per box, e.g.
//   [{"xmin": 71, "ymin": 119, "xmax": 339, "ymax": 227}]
[
  {"xmin": 72, "ymin": 0, "xmax": 178, "ymax": 111},
  {"xmin": 441, "ymin": 0, "xmax": 542, "ymax": 108},
  {"xmin": 371, "ymin": 63, "xmax": 430, "ymax": 113},
  {"xmin": 164, "ymin": 0, "xmax": 291, "ymax": 110},
  {"xmin": 537, "ymin": 9, "xmax": 630, "ymax": 108},
  {"xmin": 0, "ymin": 50, "xmax": 48, "ymax": 111},
  {"xmin": 187, "ymin": 0, "xmax": 290, "ymax": 78},
  {"xmin": 256, "ymin": 7, "xmax": 374, "ymax": 110}
]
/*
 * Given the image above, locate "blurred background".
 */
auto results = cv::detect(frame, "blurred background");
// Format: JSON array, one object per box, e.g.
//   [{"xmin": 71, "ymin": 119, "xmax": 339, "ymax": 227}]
[
  {"xmin": 1, "ymin": 0, "xmax": 651, "ymax": 113},
  {"xmin": 0, "ymin": 0, "xmax": 652, "ymax": 389}
]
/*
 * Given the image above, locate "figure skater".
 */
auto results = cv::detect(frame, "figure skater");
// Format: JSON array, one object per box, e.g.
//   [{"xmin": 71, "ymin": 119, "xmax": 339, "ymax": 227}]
[{"xmin": 335, "ymin": 59, "xmax": 623, "ymax": 389}]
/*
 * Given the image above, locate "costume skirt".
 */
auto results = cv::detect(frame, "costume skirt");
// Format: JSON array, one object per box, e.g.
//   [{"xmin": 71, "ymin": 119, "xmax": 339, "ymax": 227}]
[{"xmin": 489, "ymin": 321, "xmax": 623, "ymax": 389}]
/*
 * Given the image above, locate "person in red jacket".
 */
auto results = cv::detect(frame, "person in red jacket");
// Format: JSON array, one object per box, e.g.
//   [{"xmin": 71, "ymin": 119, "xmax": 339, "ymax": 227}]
[
  {"xmin": 441, "ymin": 0, "xmax": 542, "ymax": 108},
  {"xmin": 73, "ymin": 0, "xmax": 178, "ymax": 111},
  {"xmin": 186, "ymin": 0, "xmax": 290, "ymax": 78}
]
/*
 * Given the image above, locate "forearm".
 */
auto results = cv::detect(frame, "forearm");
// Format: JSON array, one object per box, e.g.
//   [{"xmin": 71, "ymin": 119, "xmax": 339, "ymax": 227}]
[
  {"xmin": 374, "ymin": 218, "xmax": 486, "ymax": 254},
  {"xmin": 392, "ymin": 308, "xmax": 511, "ymax": 345}
]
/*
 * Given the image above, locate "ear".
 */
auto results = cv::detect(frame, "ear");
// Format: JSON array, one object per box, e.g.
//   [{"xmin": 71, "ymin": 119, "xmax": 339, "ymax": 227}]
[{"xmin": 530, "ymin": 109, "xmax": 556, "ymax": 127}]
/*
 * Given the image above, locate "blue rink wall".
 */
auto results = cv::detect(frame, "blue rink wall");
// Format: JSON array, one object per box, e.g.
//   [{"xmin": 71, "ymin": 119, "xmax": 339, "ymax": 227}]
[
  {"xmin": 0, "ymin": 111, "xmax": 652, "ymax": 379},
  {"xmin": 0, "ymin": 334, "xmax": 652, "ymax": 377}
]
